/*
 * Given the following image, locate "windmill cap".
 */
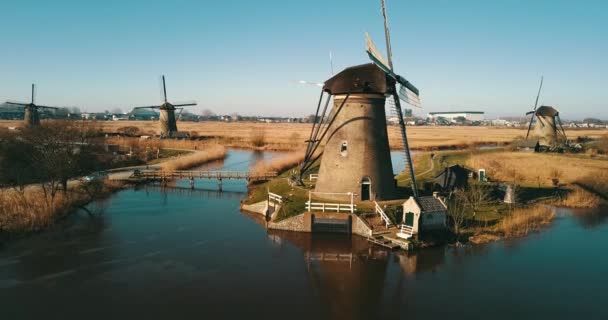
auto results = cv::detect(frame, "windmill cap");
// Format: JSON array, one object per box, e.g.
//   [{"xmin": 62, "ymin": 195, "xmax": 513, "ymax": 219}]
[
  {"xmin": 536, "ymin": 106, "xmax": 559, "ymax": 117},
  {"xmin": 323, "ymin": 63, "xmax": 394, "ymax": 95}
]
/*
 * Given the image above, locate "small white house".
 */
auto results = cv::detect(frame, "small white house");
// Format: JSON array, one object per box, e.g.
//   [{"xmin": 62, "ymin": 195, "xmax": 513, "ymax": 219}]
[{"xmin": 402, "ymin": 194, "xmax": 447, "ymax": 234}]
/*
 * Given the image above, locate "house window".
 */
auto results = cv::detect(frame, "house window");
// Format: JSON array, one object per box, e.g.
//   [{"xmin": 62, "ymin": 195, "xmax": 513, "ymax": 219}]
[{"xmin": 340, "ymin": 141, "xmax": 348, "ymax": 156}]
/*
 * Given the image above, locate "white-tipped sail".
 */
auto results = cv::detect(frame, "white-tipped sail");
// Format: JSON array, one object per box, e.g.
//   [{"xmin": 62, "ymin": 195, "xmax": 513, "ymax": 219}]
[
  {"xmin": 365, "ymin": 32, "xmax": 391, "ymax": 74},
  {"xmin": 399, "ymin": 84, "xmax": 421, "ymax": 108}
]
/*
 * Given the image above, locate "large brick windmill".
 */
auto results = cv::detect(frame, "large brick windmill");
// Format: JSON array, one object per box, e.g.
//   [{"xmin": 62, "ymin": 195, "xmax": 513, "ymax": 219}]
[
  {"xmin": 299, "ymin": 0, "xmax": 421, "ymax": 201},
  {"xmin": 4, "ymin": 84, "xmax": 58, "ymax": 127},
  {"xmin": 133, "ymin": 75, "xmax": 197, "ymax": 137}
]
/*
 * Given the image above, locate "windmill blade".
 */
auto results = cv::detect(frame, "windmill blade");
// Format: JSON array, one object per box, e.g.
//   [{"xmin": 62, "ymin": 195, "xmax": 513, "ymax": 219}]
[
  {"xmin": 5, "ymin": 100, "xmax": 29, "ymax": 106},
  {"xmin": 398, "ymin": 83, "xmax": 421, "ymax": 108},
  {"xmin": 133, "ymin": 106, "xmax": 161, "ymax": 110},
  {"xmin": 526, "ymin": 111, "xmax": 536, "ymax": 115},
  {"xmin": 533, "ymin": 76, "xmax": 543, "ymax": 110},
  {"xmin": 175, "ymin": 107, "xmax": 185, "ymax": 120},
  {"xmin": 38, "ymin": 105, "xmax": 58, "ymax": 110},
  {"xmin": 366, "ymin": 32, "xmax": 392, "ymax": 75},
  {"xmin": 525, "ymin": 114, "xmax": 535, "ymax": 139},
  {"xmin": 31, "ymin": 84, "xmax": 36, "ymax": 104},
  {"xmin": 162, "ymin": 75, "xmax": 168, "ymax": 103},
  {"xmin": 557, "ymin": 115, "xmax": 567, "ymax": 138},
  {"xmin": 366, "ymin": 32, "xmax": 421, "ymax": 105},
  {"xmin": 173, "ymin": 101, "xmax": 197, "ymax": 107}
]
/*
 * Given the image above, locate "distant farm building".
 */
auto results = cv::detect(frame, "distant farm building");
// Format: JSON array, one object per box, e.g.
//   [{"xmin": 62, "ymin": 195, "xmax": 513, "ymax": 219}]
[
  {"xmin": 130, "ymin": 108, "xmax": 159, "ymax": 121},
  {"xmin": 433, "ymin": 164, "xmax": 471, "ymax": 192},
  {"xmin": 427, "ymin": 111, "xmax": 485, "ymax": 123}
]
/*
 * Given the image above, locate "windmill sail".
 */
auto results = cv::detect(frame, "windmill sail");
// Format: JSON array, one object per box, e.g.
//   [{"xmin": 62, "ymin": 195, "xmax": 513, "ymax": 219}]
[{"xmin": 366, "ymin": 33, "xmax": 421, "ymax": 107}]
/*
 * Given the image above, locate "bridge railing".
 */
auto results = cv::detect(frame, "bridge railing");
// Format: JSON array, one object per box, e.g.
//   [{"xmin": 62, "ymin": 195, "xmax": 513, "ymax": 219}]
[{"xmin": 136, "ymin": 170, "xmax": 278, "ymax": 181}]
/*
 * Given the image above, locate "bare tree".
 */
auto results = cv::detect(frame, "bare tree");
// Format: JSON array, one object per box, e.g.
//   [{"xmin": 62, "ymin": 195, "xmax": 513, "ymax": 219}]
[
  {"xmin": 461, "ymin": 183, "xmax": 490, "ymax": 217},
  {"xmin": 201, "ymin": 109, "xmax": 215, "ymax": 119},
  {"xmin": 447, "ymin": 191, "xmax": 467, "ymax": 235}
]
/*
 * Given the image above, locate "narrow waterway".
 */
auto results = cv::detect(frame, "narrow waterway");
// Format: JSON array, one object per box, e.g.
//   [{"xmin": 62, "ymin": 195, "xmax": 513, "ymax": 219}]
[{"xmin": 0, "ymin": 150, "xmax": 607, "ymax": 319}]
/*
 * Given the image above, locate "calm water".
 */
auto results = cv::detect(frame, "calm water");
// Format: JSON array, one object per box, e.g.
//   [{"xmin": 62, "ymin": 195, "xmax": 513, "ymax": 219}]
[{"xmin": 1, "ymin": 150, "xmax": 607, "ymax": 319}]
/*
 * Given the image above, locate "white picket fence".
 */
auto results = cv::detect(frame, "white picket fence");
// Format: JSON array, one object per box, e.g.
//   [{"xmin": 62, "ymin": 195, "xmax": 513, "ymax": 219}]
[
  {"xmin": 396, "ymin": 224, "xmax": 414, "ymax": 239},
  {"xmin": 374, "ymin": 201, "xmax": 393, "ymax": 228},
  {"xmin": 268, "ymin": 192, "xmax": 283, "ymax": 204},
  {"xmin": 306, "ymin": 202, "xmax": 356, "ymax": 213}
]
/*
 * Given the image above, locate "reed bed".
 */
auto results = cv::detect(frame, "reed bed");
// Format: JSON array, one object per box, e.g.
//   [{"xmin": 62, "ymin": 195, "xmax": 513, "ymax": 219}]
[
  {"xmin": 576, "ymin": 170, "xmax": 608, "ymax": 200},
  {"xmin": 0, "ymin": 181, "xmax": 123, "ymax": 234},
  {"xmin": 495, "ymin": 205, "xmax": 555, "ymax": 238},
  {"xmin": 160, "ymin": 145, "xmax": 227, "ymax": 171},
  {"xmin": 250, "ymin": 151, "xmax": 305, "ymax": 176},
  {"xmin": 557, "ymin": 187, "xmax": 601, "ymax": 208}
]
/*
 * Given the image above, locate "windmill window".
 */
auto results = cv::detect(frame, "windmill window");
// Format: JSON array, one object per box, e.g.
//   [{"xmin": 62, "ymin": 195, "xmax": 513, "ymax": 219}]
[{"xmin": 340, "ymin": 141, "xmax": 348, "ymax": 156}]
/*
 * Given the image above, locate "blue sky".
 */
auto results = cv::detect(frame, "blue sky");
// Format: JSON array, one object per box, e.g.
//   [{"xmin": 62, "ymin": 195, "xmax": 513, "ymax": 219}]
[{"xmin": 1, "ymin": 0, "xmax": 606, "ymax": 119}]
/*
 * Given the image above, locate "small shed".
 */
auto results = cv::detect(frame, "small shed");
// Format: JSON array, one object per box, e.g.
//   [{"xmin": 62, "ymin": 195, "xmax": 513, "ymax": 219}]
[
  {"xmin": 433, "ymin": 164, "xmax": 471, "ymax": 192},
  {"xmin": 402, "ymin": 194, "xmax": 447, "ymax": 234}
]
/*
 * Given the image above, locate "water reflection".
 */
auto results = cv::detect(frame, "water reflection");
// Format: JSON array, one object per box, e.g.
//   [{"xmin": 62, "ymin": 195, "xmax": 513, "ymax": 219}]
[
  {"xmin": 567, "ymin": 206, "xmax": 608, "ymax": 229},
  {"xmin": 268, "ymin": 230, "xmax": 389, "ymax": 319},
  {"xmin": 1, "ymin": 149, "xmax": 608, "ymax": 319}
]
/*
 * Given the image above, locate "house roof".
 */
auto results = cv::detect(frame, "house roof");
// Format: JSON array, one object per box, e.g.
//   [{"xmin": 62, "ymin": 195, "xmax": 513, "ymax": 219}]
[{"xmin": 414, "ymin": 196, "xmax": 447, "ymax": 212}]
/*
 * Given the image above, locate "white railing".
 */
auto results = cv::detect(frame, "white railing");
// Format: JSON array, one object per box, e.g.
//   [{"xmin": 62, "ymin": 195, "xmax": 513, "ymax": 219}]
[
  {"xmin": 396, "ymin": 224, "xmax": 414, "ymax": 240},
  {"xmin": 399, "ymin": 224, "xmax": 414, "ymax": 235},
  {"xmin": 268, "ymin": 192, "xmax": 283, "ymax": 204},
  {"xmin": 309, "ymin": 174, "xmax": 318, "ymax": 181},
  {"xmin": 374, "ymin": 201, "xmax": 393, "ymax": 228},
  {"xmin": 306, "ymin": 202, "xmax": 357, "ymax": 213}
]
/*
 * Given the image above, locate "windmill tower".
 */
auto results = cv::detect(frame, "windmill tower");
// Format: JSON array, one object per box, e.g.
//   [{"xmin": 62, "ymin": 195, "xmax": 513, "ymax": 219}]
[
  {"xmin": 133, "ymin": 76, "xmax": 197, "ymax": 137},
  {"xmin": 299, "ymin": 0, "xmax": 421, "ymax": 201},
  {"xmin": 525, "ymin": 78, "xmax": 567, "ymax": 151},
  {"xmin": 4, "ymin": 84, "xmax": 58, "ymax": 127}
]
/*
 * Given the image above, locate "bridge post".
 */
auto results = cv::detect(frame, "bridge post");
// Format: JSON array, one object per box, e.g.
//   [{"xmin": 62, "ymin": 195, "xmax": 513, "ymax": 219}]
[
  {"xmin": 218, "ymin": 178, "xmax": 223, "ymax": 192},
  {"xmin": 189, "ymin": 176, "xmax": 194, "ymax": 189}
]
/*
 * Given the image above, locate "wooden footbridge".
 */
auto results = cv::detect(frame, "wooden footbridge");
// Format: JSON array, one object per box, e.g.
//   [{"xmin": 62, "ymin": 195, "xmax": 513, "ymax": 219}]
[{"xmin": 132, "ymin": 170, "xmax": 278, "ymax": 183}]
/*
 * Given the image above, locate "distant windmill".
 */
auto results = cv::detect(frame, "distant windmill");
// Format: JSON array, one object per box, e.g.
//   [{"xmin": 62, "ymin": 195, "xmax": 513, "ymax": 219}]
[
  {"xmin": 524, "ymin": 77, "xmax": 567, "ymax": 151},
  {"xmin": 4, "ymin": 84, "xmax": 58, "ymax": 127},
  {"xmin": 133, "ymin": 75, "xmax": 197, "ymax": 137}
]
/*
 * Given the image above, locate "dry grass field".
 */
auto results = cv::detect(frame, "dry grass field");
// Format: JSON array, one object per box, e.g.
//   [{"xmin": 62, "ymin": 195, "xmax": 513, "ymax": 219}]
[
  {"xmin": 467, "ymin": 151, "xmax": 608, "ymax": 187},
  {"xmin": 3, "ymin": 120, "xmax": 604, "ymax": 151}
]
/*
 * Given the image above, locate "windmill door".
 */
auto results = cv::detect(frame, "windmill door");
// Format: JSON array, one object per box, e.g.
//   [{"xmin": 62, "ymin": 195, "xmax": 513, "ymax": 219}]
[
  {"xmin": 361, "ymin": 177, "xmax": 371, "ymax": 201},
  {"xmin": 404, "ymin": 212, "xmax": 415, "ymax": 227}
]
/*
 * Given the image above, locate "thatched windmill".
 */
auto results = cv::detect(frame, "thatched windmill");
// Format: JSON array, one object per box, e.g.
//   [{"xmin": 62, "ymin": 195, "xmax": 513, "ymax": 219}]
[
  {"xmin": 133, "ymin": 76, "xmax": 197, "ymax": 137},
  {"xmin": 525, "ymin": 78, "xmax": 567, "ymax": 151},
  {"xmin": 3, "ymin": 84, "xmax": 58, "ymax": 127},
  {"xmin": 299, "ymin": 0, "xmax": 421, "ymax": 201}
]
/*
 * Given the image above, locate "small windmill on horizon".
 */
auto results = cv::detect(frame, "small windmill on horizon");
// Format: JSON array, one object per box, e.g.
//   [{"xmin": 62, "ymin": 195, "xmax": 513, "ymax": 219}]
[
  {"xmin": 3, "ymin": 84, "xmax": 58, "ymax": 127},
  {"xmin": 524, "ymin": 77, "xmax": 568, "ymax": 152},
  {"xmin": 132, "ymin": 75, "xmax": 197, "ymax": 137}
]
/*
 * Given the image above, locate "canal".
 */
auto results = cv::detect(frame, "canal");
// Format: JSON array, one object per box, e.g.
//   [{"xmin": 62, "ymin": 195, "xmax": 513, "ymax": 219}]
[{"xmin": 0, "ymin": 150, "xmax": 607, "ymax": 319}]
